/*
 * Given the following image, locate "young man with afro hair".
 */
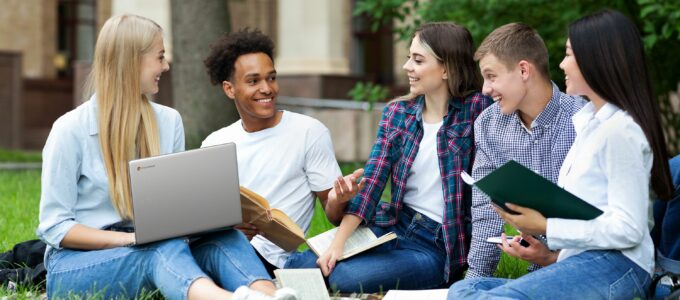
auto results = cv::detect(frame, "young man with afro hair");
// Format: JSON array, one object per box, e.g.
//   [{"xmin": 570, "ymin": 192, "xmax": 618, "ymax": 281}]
[{"xmin": 202, "ymin": 28, "xmax": 364, "ymax": 274}]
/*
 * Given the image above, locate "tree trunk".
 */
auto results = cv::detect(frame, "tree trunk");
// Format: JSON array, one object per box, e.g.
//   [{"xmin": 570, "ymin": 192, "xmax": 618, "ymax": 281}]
[{"xmin": 170, "ymin": 0, "xmax": 237, "ymax": 149}]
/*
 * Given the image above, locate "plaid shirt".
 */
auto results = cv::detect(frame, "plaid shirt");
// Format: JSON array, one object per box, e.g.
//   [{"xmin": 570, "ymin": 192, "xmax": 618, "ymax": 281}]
[
  {"xmin": 465, "ymin": 84, "xmax": 586, "ymax": 278},
  {"xmin": 346, "ymin": 92, "xmax": 493, "ymax": 282}
]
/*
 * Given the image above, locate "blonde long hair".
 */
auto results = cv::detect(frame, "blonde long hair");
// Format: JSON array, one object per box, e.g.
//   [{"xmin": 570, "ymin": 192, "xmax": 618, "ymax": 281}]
[{"xmin": 84, "ymin": 15, "xmax": 162, "ymax": 220}]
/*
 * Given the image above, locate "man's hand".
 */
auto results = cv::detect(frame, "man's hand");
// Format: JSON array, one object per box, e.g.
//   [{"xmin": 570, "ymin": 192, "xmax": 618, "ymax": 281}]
[
  {"xmin": 234, "ymin": 223, "xmax": 261, "ymax": 241},
  {"xmin": 328, "ymin": 168, "xmax": 366, "ymax": 205},
  {"xmin": 497, "ymin": 233, "xmax": 558, "ymax": 266},
  {"xmin": 493, "ymin": 202, "xmax": 547, "ymax": 236}
]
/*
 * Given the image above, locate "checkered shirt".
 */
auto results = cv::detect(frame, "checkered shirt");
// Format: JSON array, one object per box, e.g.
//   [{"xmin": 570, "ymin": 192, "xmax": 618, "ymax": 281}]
[
  {"xmin": 465, "ymin": 84, "xmax": 586, "ymax": 278},
  {"xmin": 345, "ymin": 92, "xmax": 493, "ymax": 282}
]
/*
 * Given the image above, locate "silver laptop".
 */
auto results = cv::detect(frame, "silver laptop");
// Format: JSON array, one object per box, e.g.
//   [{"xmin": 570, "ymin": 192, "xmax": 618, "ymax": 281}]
[{"xmin": 128, "ymin": 142, "xmax": 242, "ymax": 244}]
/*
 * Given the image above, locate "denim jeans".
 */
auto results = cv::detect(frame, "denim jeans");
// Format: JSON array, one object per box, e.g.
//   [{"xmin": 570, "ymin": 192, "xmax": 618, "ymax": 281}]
[
  {"xmin": 284, "ymin": 205, "xmax": 448, "ymax": 293},
  {"xmin": 448, "ymin": 250, "xmax": 651, "ymax": 300},
  {"xmin": 46, "ymin": 230, "xmax": 271, "ymax": 300}
]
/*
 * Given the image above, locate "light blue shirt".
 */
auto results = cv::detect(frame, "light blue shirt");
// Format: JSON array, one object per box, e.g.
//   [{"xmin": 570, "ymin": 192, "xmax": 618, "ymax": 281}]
[{"xmin": 36, "ymin": 95, "xmax": 184, "ymax": 250}]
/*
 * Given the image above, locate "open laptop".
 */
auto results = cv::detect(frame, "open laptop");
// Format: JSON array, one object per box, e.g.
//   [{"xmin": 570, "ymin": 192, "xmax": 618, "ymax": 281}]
[{"xmin": 128, "ymin": 142, "xmax": 242, "ymax": 245}]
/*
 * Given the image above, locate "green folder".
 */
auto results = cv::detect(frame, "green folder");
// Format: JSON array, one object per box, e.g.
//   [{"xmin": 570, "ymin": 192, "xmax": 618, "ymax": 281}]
[{"xmin": 462, "ymin": 160, "xmax": 603, "ymax": 220}]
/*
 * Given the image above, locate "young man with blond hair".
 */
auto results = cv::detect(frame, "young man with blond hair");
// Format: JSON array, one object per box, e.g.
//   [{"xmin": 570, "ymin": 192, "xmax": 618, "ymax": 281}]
[{"xmin": 465, "ymin": 23, "xmax": 586, "ymax": 278}]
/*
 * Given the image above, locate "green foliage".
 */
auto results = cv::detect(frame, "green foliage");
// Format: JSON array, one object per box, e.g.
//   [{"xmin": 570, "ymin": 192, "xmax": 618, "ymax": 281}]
[
  {"xmin": 639, "ymin": 0, "xmax": 680, "ymax": 49},
  {"xmin": 348, "ymin": 81, "xmax": 390, "ymax": 111},
  {"xmin": 355, "ymin": 0, "xmax": 680, "ymax": 153},
  {"xmin": 637, "ymin": 0, "xmax": 680, "ymax": 153}
]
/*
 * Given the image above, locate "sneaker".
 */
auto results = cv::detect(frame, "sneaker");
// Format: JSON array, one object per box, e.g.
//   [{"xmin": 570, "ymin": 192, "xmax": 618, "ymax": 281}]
[{"xmin": 232, "ymin": 286, "xmax": 271, "ymax": 300}]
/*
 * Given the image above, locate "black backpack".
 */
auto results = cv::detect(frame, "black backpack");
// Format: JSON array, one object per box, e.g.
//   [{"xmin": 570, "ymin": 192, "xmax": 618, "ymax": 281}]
[{"xmin": 0, "ymin": 239, "xmax": 46, "ymax": 289}]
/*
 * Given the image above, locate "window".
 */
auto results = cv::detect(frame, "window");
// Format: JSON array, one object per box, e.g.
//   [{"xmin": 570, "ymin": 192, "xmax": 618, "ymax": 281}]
[{"xmin": 56, "ymin": 0, "xmax": 96, "ymax": 78}]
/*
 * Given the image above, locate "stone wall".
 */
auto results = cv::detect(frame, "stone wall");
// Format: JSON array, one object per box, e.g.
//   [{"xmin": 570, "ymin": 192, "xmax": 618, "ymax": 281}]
[{"xmin": 0, "ymin": 0, "xmax": 56, "ymax": 79}]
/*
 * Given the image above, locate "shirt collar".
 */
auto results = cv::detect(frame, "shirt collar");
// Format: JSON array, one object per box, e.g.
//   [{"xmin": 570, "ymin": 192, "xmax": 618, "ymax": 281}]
[
  {"xmin": 406, "ymin": 94, "xmax": 464, "ymax": 122},
  {"xmin": 571, "ymin": 101, "xmax": 621, "ymax": 134}
]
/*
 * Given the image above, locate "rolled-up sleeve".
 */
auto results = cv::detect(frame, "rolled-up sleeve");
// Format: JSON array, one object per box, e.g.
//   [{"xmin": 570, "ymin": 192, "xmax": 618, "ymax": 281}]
[{"xmin": 36, "ymin": 117, "xmax": 82, "ymax": 249}]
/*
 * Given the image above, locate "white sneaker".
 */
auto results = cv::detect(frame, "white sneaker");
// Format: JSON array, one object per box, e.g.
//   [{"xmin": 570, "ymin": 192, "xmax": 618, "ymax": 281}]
[
  {"xmin": 232, "ymin": 286, "xmax": 272, "ymax": 300},
  {"xmin": 232, "ymin": 286, "xmax": 299, "ymax": 300}
]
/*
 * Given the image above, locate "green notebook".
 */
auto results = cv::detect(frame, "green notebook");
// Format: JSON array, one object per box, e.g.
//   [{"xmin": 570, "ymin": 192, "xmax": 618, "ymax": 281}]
[{"xmin": 461, "ymin": 160, "xmax": 603, "ymax": 220}]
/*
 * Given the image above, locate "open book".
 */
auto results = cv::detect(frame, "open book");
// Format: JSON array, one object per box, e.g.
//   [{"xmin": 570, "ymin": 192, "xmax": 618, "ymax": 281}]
[
  {"xmin": 461, "ymin": 160, "xmax": 603, "ymax": 220},
  {"xmin": 274, "ymin": 268, "xmax": 330, "ymax": 300},
  {"xmin": 240, "ymin": 186, "xmax": 306, "ymax": 251},
  {"xmin": 306, "ymin": 226, "xmax": 397, "ymax": 261}
]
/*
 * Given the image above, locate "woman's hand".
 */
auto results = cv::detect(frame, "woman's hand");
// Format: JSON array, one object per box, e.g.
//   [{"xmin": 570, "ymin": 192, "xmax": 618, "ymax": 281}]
[
  {"xmin": 497, "ymin": 233, "xmax": 558, "ymax": 266},
  {"xmin": 62, "ymin": 224, "xmax": 137, "ymax": 250},
  {"xmin": 494, "ymin": 203, "xmax": 547, "ymax": 236},
  {"xmin": 328, "ymin": 168, "xmax": 366, "ymax": 205},
  {"xmin": 317, "ymin": 242, "xmax": 345, "ymax": 276},
  {"xmin": 119, "ymin": 232, "xmax": 136, "ymax": 247}
]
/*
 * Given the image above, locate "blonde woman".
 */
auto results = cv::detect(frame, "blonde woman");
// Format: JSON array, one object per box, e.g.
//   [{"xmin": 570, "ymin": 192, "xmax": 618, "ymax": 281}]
[{"xmin": 36, "ymin": 15, "xmax": 296, "ymax": 300}]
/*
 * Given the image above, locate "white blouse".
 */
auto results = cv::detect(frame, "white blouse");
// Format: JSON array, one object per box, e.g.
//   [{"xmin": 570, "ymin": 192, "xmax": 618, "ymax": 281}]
[{"xmin": 546, "ymin": 102, "xmax": 654, "ymax": 275}]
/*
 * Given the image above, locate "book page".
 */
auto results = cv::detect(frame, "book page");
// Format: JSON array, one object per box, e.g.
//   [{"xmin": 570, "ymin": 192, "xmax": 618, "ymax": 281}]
[
  {"xmin": 274, "ymin": 268, "xmax": 330, "ymax": 300},
  {"xmin": 240, "ymin": 187, "xmax": 305, "ymax": 251},
  {"xmin": 460, "ymin": 170, "xmax": 476, "ymax": 185},
  {"xmin": 382, "ymin": 289, "xmax": 448, "ymax": 300},
  {"xmin": 307, "ymin": 227, "xmax": 396, "ymax": 260},
  {"xmin": 240, "ymin": 187, "xmax": 271, "ymax": 224}
]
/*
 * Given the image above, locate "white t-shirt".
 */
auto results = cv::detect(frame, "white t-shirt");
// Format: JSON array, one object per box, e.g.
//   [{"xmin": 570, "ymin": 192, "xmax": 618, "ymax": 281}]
[
  {"xmin": 201, "ymin": 111, "xmax": 341, "ymax": 267},
  {"xmin": 547, "ymin": 102, "xmax": 654, "ymax": 274},
  {"xmin": 403, "ymin": 120, "xmax": 445, "ymax": 223}
]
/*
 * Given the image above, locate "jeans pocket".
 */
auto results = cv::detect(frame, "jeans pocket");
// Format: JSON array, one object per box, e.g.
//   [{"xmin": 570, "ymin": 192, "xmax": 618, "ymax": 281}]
[{"xmin": 609, "ymin": 268, "xmax": 645, "ymax": 300}]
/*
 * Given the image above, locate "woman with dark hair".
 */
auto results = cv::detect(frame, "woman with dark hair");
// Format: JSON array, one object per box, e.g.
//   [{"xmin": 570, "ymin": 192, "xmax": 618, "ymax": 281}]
[
  {"xmin": 448, "ymin": 9, "xmax": 673, "ymax": 299},
  {"xmin": 284, "ymin": 22, "xmax": 493, "ymax": 292}
]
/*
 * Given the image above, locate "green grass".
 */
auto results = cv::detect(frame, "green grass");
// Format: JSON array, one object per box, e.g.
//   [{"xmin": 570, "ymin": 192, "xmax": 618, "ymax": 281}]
[
  {"xmin": 0, "ymin": 170, "xmax": 41, "ymax": 251},
  {"xmin": 0, "ymin": 148, "xmax": 42, "ymax": 163},
  {"xmin": 0, "ymin": 160, "xmax": 527, "ymax": 297}
]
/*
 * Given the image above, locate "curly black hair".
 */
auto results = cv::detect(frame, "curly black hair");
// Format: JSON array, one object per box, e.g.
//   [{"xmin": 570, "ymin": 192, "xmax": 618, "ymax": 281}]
[{"xmin": 204, "ymin": 28, "xmax": 275, "ymax": 85}]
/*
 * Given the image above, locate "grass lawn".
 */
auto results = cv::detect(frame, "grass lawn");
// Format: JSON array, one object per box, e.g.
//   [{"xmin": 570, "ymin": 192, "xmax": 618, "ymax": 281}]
[
  {"xmin": 0, "ymin": 169, "xmax": 41, "ymax": 251},
  {"xmin": 0, "ymin": 159, "xmax": 527, "ymax": 297},
  {"xmin": 0, "ymin": 148, "xmax": 41, "ymax": 163}
]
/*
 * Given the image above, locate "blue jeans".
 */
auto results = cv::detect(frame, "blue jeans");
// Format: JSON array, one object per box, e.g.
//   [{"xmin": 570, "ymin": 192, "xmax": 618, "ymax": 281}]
[
  {"xmin": 448, "ymin": 250, "xmax": 651, "ymax": 299},
  {"xmin": 46, "ymin": 230, "xmax": 271, "ymax": 300},
  {"xmin": 285, "ymin": 206, "xmax": 448, "ymax": 293}
]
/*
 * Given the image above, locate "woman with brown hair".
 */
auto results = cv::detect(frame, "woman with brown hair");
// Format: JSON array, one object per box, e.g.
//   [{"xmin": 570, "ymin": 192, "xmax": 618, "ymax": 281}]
[{"xmin": 285, "ymin": 22, "xmax": 492, "ymax": 292}]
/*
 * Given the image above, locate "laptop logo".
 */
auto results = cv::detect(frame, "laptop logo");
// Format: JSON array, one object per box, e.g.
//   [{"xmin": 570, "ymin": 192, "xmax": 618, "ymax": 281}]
[{"xmin": 137, "ymin": 165, "xmax": 155, "ymax": 171}]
